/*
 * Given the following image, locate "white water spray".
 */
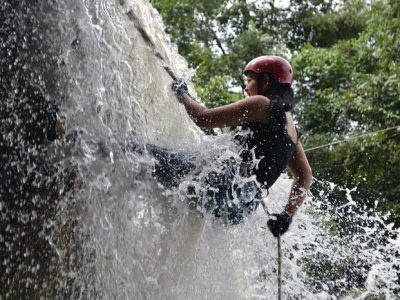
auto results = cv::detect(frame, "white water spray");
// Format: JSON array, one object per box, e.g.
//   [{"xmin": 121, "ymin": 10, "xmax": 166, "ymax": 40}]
[{"xmin": 1, "ymin": 0, "xmax": 399, "ymax": 299}]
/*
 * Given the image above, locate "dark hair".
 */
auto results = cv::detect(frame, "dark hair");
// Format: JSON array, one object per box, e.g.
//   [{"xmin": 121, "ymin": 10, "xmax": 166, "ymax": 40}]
[{"xmin": 256, "ymin": 73, "xmax": 295, "ymax": 126}]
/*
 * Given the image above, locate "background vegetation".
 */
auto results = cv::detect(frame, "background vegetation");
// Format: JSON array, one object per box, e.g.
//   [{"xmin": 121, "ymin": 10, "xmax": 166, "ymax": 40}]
[{"xmin": 152, "ymin": 0, "xmax": 400, "ymax": 225}]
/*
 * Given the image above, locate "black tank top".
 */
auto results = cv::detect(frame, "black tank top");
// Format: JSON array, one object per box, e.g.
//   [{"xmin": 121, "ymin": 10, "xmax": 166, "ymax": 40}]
[{"xmin": 234, "ymin": 120, "xmax": 297, "ymax": 189}]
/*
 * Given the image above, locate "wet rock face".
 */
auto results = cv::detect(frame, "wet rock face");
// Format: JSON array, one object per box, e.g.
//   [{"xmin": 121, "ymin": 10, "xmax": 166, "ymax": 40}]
[
  {"xmin": 0, "ymin": 2, "xmax": 77, "ymax": 298},
  {"xmin": 0, "ymin": 2, "xmax": 62, "ymax": 150}
]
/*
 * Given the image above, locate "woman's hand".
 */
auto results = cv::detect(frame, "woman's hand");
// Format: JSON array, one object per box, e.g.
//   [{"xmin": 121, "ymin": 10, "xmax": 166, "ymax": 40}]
[
  {"xmin": 171, "ymin": 79, "xmax": 189, "ymax": 102},
  {"xmin": 267, "ymin": 212, "xmax": 292, "ymax": 237}
]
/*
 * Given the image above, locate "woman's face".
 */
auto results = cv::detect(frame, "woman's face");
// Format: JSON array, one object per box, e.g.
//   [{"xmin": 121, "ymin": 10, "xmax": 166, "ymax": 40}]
[
  {"xmin": 245, "ymin": 72, "xmax": 268, "ymax": 96},
  {"xmin": 245, "ymin": 73, "xmax": 258, "ymax": 96}
]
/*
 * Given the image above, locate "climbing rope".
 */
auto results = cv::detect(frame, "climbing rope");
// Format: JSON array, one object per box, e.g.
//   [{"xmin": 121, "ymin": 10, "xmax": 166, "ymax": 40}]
[
  {"xmin": 261, "ymin": 201, "xmax": 282, "ymax": 300},
  {"xmin": 304, "ymin": 125, "xmax": 400, "ymax": 152},
  {"xmin": 277, "ymin": 235, "xmax": 282, "ymax": 300}
]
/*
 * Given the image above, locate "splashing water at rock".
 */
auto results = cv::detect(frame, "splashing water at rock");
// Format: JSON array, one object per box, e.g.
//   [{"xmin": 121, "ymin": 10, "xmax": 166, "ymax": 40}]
[{"xmin": 0, "ymin": 1, "xmax": 398, "ymax": 299}]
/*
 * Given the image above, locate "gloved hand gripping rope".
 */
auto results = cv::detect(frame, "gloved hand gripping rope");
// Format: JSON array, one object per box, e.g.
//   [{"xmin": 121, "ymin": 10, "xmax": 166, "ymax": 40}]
[
  {"xmin": 261, "ymin": 201, "xmax": 292, "ymax": 300},
  {"xmin": 171, "ymin": 79, "xmax": 191, "ymax": 102},
  {"xmin": 267, "ymin": 212, "xmax": 292, "ymax": 237}
]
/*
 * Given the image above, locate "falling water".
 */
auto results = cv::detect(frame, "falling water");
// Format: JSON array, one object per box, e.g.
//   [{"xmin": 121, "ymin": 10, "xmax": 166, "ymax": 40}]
[{"xmin": 1, "ymin": 0, "xmax": 399, "ymax": 299}]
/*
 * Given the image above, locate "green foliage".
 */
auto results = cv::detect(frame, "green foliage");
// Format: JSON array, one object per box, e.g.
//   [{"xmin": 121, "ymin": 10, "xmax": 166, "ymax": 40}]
[
  {"xmin": 195, "ymin": 75, "xmax": 241, "ymax": 108},
  {"xmin": 293, "ymin": 1, "xmax": 400, "ymax": 133},
  {"xmin": 151, "ymin": 0, "xmax": 227, "ymax": 59},
  {"xmin": 293, "ymin": 0, "xmax": 400, "ymax": 222},
  {"xmin": 285, "ymin": 0, "xmax": 368, "ymax": 49}
]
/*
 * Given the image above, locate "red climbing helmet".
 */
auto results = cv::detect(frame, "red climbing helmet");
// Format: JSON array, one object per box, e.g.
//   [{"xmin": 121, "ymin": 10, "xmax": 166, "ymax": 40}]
[{"xmin": 243, "ymin": 55, "xmax": 293, "ymax": 84}]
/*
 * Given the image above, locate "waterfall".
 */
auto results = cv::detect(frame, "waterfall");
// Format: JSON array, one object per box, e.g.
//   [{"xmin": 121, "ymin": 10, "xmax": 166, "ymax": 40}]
[{"xmin": 1, "ymin": 1, "xmax": 399, "ymax": 299}]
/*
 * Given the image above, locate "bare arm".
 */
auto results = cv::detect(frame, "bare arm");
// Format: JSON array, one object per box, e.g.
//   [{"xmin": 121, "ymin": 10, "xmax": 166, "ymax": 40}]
[
  {"xmin": 180, "ymin": 93, "xmax": 271, "ymax": 128},
  {"xmin": 285, "ymin": 142, "xmax": 312, "ymax": 216}
]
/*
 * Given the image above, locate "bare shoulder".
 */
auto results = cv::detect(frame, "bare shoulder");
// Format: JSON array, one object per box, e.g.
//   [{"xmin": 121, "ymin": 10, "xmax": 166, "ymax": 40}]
[
  {"xmin": 243, "ymin": 95, "xmax": 271, "ymax": 107},
  {"xmin": 243, "ymin": 95, "xmax": 271, "ymax": 123}
]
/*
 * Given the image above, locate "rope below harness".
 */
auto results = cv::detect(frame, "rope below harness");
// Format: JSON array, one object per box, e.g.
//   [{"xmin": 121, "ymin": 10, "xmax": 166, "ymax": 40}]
[
  {"xmin": 261, "ymin": 201, "xmax": 283, "ymax": 300},
  {"xmin": 277, "ymin": 235, "xmax": 282, "ymax": 300}
]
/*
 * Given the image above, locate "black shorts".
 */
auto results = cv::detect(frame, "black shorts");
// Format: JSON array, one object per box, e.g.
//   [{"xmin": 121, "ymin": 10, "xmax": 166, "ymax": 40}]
[{"xmin": 136, "ymin": 143, "xmax": 263, "ymax": 224}]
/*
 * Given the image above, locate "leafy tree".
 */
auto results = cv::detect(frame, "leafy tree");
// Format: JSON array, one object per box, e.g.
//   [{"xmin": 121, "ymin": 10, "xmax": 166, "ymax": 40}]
[
  {"xmin": 283, "ymin": 0, "xmax": 368, "ymax": 49},
  {"xmin": 152, "ymin": 0, "xmax": 287, "ymax": 106},
  {"xmin": 293, "ymin": 0, "xmax": 400, "ymax": 222}
]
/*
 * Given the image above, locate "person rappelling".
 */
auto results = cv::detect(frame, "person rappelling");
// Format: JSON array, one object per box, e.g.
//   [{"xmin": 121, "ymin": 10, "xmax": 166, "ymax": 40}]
[{"xmin": 143, "ymin": 55, "xmax": 312, "ymax": 236}]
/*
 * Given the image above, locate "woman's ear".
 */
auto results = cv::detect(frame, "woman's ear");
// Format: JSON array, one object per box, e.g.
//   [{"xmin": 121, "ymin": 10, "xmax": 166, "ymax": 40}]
[
  {"xmin": 262, "ymin": 74, "xmax": 270, "ymax": 93},
  {"xmin": 264, "ymin": 74, "xmax": 271, "ymax": 90},
  {"xmin": 264, "ymin": 78, "xmax": 270, "ymax": 90}
]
